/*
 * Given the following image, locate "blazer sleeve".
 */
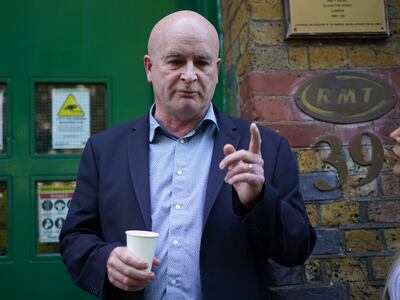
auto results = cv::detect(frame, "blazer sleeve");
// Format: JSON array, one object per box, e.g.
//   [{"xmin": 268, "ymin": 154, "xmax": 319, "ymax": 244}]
[
  {"xmin": 239, "ymin": 135, "xmax": 316, "ymax": 267},
  {"xmin": 59, "ymin": 138, "xmax": 123, "ymax": 299}
]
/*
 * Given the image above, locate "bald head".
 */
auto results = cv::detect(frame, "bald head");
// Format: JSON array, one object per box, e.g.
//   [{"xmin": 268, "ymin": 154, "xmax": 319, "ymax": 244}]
[
  {"xmin": 143, "ymin": 10, "xmax": 221, "ymax": 131},
  {"xmin": 147, "ymin": 10, "xmax": 219, "ymax": 59}
]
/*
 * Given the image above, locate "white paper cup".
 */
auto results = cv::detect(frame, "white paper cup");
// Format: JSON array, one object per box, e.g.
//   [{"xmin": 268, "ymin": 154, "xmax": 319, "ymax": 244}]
[{"xmin": 125, "ymin": 230, "xmax": 159, "ymax": 271}]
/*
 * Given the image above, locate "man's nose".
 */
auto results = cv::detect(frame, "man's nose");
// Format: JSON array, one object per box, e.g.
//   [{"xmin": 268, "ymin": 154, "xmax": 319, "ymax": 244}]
[{"xmin": 180, "ymin": 62, "xmax": 197, "ymax": 82}]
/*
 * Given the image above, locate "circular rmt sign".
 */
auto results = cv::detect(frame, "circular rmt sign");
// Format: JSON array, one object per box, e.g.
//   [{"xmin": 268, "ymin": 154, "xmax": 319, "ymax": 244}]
[{"xmin": 295, "ymin": 72, "xmax": 397, "ymax": 124}]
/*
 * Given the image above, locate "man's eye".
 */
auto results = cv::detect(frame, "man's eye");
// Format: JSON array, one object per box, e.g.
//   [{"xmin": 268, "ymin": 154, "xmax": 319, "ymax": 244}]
[
  {"xmin": 167, "ymin": 59, "xmax": 183, "ymax": 66},
  {"xmin": 196, "ymin": 60, "xmax": 210, "ymax": 68}
]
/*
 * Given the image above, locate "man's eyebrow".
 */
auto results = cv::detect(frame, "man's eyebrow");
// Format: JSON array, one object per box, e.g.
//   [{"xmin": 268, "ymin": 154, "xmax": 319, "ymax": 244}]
[
  {"xmin": 161, "ymin": 52, "xmax": 214, "ymax": 62},
  {"xmin": 195, "ymin": 54, "xmax": 213, "ymax": 62},
  {"xmin": 163, "ymin": 51, "xmax": 184, "ymax": 60}
]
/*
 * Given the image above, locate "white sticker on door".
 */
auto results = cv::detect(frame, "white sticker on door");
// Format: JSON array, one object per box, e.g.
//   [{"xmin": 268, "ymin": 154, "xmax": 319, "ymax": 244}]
[
  {"xmin": 52, "ymin": 88, "xmax": 90, "ymax": 149},
  {"xmin": 38, "ymin": 183, "xmax": 75, "ymax": 243}
]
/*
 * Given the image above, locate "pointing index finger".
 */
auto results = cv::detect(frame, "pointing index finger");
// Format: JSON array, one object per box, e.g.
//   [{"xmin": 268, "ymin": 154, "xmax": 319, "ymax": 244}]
[
  {"xmin": 390, "ymin": 127, "xmax": 400, "ymax": 142},
  {"xmin": 249, "ymin": 123, "xmax": 261, "ymax": 154}
]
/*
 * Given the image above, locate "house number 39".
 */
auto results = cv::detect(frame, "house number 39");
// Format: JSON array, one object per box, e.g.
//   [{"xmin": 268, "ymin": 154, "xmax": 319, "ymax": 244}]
[{"xmin": 313, "ymin": 132, "xmax": 384, "ymax": 191}]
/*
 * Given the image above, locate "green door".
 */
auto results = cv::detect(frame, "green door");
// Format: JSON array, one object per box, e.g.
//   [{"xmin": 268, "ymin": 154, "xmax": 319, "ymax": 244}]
[{"xmin": 0, "ymin": 1, "xmax": 223, "ymax": 299}]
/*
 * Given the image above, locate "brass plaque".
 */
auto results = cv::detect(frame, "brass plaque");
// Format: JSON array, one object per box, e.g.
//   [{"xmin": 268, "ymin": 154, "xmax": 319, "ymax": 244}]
[
  {"xmin": 285, "ymin": 0, "xmax": 389, "ymax": 38},
  {"xmin": 295, "ymin": 72, "xmax": 397, "ymax": 124}
]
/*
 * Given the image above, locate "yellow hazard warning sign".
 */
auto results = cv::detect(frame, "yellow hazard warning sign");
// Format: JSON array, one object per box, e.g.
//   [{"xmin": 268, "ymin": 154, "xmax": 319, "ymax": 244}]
[{"xmin": 57, "ymin": 94, "xmax": 85, "ymax": 117}]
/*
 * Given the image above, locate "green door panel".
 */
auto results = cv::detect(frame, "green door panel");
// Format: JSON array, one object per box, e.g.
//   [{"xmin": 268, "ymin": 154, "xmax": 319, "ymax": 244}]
[{"xmin": 0, "ymin": 1, "xmax": 222, "ymax": 299}]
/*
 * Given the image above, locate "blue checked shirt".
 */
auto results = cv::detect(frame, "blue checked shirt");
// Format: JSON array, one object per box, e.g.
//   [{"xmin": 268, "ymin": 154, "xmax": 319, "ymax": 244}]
[{"xmin": 144, "ymin": 104, "xmax": 218, "ymax": 300}]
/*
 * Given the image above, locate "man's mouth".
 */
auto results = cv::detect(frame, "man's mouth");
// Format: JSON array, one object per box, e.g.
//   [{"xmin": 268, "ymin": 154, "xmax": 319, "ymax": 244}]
[
  {"xmin": 177, "ymin": 90, "xmax": 198, "ymax": 97},
  {"xmin": 177, "ymin": 89, "xmax": 198, "ymax": 93}
]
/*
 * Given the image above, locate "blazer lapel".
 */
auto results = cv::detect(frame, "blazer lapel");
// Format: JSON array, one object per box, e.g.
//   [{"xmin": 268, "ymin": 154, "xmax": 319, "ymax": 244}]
[
  {"xmin": 203, "ymin": 113, "xmax": 240, "ymax": 229},
  {"xmin": 127, "ymin": 117, "xmax": 152, "ymax": 230}
]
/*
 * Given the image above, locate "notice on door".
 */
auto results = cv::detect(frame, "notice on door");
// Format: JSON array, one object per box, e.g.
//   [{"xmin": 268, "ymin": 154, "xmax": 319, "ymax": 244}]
[
  {"xmin": 0, "ymin": 91, "xmax": 3, "ymax": 150},
  {"xmin": 52, "ymin": 88, "xmax": 90, "ymax": 149},
  {"xmin": 38, "ymin": 183, "xmax": 75, "ymax": 243}
]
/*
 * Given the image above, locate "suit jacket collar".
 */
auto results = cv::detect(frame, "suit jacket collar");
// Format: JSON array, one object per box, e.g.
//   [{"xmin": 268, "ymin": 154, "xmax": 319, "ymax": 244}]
[
  {"xmin": 203, "ymin": 109, "xmax": 240, "ymax": 229},
  {"xmin": 126, "ymin": 107, "xmax": 241, "ymax": 231},
  {"xmin": 127, "ymin": 116, "xmax": 152, "ymax": 230}
]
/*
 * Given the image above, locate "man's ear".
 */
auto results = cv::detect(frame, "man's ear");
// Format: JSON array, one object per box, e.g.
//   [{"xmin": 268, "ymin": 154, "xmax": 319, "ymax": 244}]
[
  {"xmin": 144, "ymin": 55, "xmax": 152, "ymax": 83},
  {"xmin": 215, "ymin": 58, "xmax": 221, "ymax": 83}
]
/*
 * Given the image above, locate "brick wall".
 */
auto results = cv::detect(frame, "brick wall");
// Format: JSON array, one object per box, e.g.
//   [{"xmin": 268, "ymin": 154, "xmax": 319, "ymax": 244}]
[{"xmin": 220, "ymin": 0, "xmax": 400, "ymax": 299}]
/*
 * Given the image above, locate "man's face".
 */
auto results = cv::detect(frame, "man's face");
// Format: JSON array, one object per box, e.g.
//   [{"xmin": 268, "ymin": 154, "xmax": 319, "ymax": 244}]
[{"xmin": 145, "ymin": 21, "xmax": 220, "ymax": 122}]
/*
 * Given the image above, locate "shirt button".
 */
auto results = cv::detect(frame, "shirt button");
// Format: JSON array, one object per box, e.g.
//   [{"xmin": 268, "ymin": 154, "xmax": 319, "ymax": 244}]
[
  {"xmin": 177, "ymin": 170, "xmax": 183, "ymax": 175},
  {"xmin": 172, "ymin": 239, "xmax": 179, "ymax": 245},
  {"xmin": 170, "ymin": 279, "xmax": 177, "ymax": 286},
  {"xmin": 174, "ymin": 204, "xmax": 181, "ymax": 210},
  {"xmin": 179, "ymin": 139, "xmax": 185, "ymax": 144}
]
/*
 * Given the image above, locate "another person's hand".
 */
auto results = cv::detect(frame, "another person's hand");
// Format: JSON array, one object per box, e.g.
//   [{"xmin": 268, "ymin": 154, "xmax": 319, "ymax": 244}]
[
  {"xmin": 106, "ymin": 246, "xmax": 160, "ymax": 292},
  {"xmin": 390, "ymin": 127, "xmax": 400, "ymax": 177},
  {"xmin": 219, "ymin": 123, "xmax": 265, "ymax": 208}
]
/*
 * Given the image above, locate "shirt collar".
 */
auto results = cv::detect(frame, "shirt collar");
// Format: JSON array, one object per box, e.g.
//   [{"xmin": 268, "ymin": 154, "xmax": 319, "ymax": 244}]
[{"xmin": 148, "ymin": 104, "xmax": 219, "ymax": 142}]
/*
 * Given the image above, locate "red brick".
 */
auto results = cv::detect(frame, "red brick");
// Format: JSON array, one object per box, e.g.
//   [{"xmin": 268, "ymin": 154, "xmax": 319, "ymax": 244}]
[
  {"xmin": 373, "ymin": 119, "xmax": 400, "ymax": 145},
  {"xmin": 368, "ymin": 70, "xmax": 390, "ymax": 81},
  {"xmin": 240, "ymin": 98, "xmax": 313, "ymax": 122},
  {"xmin": 368, "ymin": 200, "xmax": 400, "ymax": 222},
  {"xmin": 381, "ymin": 174, "xmax": 400, "ymax": 196},
  {"xmin": 383, "ymin": 97, "xmax": 400, "ymax": 119},
  {"xmin": 239, "ymin": 71, "xmax": 321, "ymax": 99},
  {"xmin": 375, "ymin": 70, "xmax": 400, "ymax": 118},
  {"xmin": 240, "ymin": 100, "xmax": 259, "ymax": 121},
  {"xmin": 239, "ymin": 75, "xmax": 252, "ymax": 105},
  {"xmin": 263, "ymin": 122, "xmax": 334, "ymax": 147},
  {"xmin": 390, "ymin": 70, "xmax": 400, "ymax": 93},
  {"xmin": 333, "ymin": 123, "xmax": 374, "ymax": 146}
]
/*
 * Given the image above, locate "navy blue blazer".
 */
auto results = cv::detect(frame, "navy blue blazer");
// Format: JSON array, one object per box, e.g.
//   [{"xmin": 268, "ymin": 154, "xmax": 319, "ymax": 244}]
[{"xmin": 60, "ymin": 109, "xmax": 316, "ymax": 299}]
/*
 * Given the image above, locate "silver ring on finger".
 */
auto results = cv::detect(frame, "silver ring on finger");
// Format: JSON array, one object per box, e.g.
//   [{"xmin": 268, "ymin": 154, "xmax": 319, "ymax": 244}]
[{"xmin": 248, "ymin": 163, "xmax": 253, "ymax": 172}]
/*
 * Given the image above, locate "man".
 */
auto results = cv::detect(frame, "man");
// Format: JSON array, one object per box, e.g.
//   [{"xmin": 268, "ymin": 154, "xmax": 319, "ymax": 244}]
[
  {"xmin": 60, "ymin": 10, "xmax": 316, "ymax": 300},
  {"xmin": 383, "ymin": 128, "xmax": 400, "ymax": 300}
]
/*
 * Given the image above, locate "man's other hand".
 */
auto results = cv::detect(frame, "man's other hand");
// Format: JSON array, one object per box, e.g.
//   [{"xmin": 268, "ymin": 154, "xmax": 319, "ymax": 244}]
[{"xmin": 106, "ymin": 247, "xmax": 160, "ymax": 292}]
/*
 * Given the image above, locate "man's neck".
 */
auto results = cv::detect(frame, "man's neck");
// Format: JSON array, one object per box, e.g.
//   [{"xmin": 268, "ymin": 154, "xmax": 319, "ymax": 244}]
[
  {"xmin": 154, "ymin": 107, "xmax": 209, "ymax": 138},
  {"xmin": 155, "ymin": 115, "xmax": 202, "ymax": 138}
]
